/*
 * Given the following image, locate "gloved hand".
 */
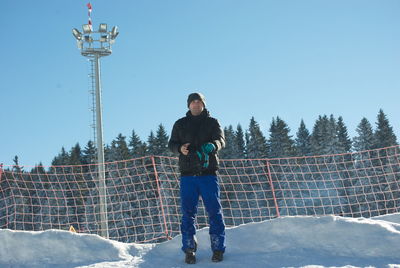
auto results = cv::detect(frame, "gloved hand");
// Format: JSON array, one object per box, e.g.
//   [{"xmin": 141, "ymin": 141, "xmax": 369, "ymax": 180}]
[
  {"xmin": 196, "ymin": 143, "xmax": 216, "ymax": 168},
  {"xmin": 196, "ymin": 150, "xmax": 203, "ymax": 161},
  {"xmin": 201, "ymin": 143, "xmax": 216, "ymax": 154}
]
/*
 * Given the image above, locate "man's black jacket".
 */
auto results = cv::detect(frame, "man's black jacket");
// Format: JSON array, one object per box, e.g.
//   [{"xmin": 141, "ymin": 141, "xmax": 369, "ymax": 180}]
[{"xmin": 168, "ymin": 109, "xmax": 225, "ymax": 176}]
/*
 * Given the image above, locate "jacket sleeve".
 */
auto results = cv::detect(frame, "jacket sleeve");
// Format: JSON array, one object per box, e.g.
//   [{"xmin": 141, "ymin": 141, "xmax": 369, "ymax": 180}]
[
  {"xmin": 211, "ymin": 119, "xmax": 225, "ymax": 152},
  {"xmin": 168, "ymin": 121, "xmax": 182, "ymax": 155}
]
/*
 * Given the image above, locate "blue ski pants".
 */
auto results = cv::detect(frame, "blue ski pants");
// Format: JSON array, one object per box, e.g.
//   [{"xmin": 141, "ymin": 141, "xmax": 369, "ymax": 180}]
[{"xmin": 180, "ymin": 175, "xmax": 226, "ymax": 253}]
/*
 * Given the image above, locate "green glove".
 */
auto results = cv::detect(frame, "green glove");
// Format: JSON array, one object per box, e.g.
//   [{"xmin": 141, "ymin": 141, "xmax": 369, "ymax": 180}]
[
  {"xmin": 201, "ymin": 143, "xmax": 216, "ymax": 154},
  {"xmin": 196, "ymin": 150, "xmax": 203, "ymax": 161},
  {"xmin": 196, "ymin": 143, "xmax": 215, "ymax": 169},
  {"xmin": 196, "ymin": 150, "xmax": 210, "ymax": 168},
  {"xmin": 203, "ymin": 153, "xmax": 210, "ymax": 168}
]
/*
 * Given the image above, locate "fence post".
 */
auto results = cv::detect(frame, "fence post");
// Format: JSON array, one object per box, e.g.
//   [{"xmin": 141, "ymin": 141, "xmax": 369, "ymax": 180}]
[
  {"xmin": 151, "ymin": 156, "xmax": 170, "ymax": 240},
  {"xmin": 266, "ymin": 160, "xmax": 280, "ymax": 218},
  {"xmin": 0, "ymin": 163, "xmax": 5, "ymax": 228}
]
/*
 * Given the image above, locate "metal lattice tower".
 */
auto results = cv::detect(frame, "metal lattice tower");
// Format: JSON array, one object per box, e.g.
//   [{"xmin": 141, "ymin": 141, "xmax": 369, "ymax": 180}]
[
  {"xmin": 89, "ymin": 59, "xmax": 97, "ymax": 152},
  {"xmin": 72, "ymin": 22, "xmax": 119, "ymax": 239}
]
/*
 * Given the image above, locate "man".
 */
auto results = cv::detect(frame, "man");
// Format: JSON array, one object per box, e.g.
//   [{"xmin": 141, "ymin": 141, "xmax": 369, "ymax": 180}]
[{"xmin": 168, "ymin": 92, "xmax": 226, "ymax": 264}]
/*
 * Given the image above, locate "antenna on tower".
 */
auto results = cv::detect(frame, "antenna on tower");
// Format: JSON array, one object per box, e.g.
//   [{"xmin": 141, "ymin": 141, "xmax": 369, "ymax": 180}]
[{"xmin": 87, "ymin": 2, "xmax": 93, "ymax": 31}]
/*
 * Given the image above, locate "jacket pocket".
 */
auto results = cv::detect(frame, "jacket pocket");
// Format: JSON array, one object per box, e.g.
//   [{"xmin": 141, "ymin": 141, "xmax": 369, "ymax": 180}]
[
  {"xmin": 179, "ymin": 153, "xmax": 202, "ymax": 174},
  {"xmin": 189, "ymin": 153, "xmax": 203, "ymax": 174}
]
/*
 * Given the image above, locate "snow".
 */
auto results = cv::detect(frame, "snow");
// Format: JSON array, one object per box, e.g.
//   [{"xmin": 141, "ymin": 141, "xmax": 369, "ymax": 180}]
[{"xmin": 1, "ymin": 215, "xmax": 400, "ymax": 268}]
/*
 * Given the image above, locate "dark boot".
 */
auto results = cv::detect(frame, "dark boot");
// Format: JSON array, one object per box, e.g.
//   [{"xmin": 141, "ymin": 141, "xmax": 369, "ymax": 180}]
[
  {"xmin": 185, "ymin": 249, "xmax": 196, "ymax": 264},
  {"xmin": 211, "ymin": 250, "xmax": 224, "ymax": 262}
]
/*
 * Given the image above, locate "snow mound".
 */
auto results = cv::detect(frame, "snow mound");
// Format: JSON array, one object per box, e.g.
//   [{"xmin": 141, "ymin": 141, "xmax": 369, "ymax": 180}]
[
  {"xmin": 1, "ymin": 215, "xmax": 400, "ymax": 268},
  {"xmin": 0, "ymin": 228, "xmax": 149, "ymax": 268},
  {"xmin": 373, "ymin": 212, "xmax": 400, "ymax": 224}
]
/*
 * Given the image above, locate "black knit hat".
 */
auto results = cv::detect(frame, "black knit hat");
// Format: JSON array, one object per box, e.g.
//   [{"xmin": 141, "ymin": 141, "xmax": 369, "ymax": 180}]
[{"xmin": 187, "ymin": 92, "xmax": 206, "ymax": 108}]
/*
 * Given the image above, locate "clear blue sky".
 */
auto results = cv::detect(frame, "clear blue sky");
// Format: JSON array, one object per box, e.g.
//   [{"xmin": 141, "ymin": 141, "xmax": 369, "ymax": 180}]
[{"xmin": 1, "ymin": 0, "xmax": 399, "ymax": 167}]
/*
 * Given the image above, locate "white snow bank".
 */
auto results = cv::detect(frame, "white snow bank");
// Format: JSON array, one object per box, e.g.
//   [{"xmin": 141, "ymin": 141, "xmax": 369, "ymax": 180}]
[
  {"xmin": 141, "ymin": 215, "xmax": 400, "ymax": 268},
  {"xmin": 0, "ymin": 228, "xmax": 150, "ymax": 268},
  {"xmin": 1, "ymin": 215, "xmax": 400, "ymax": 268},
  {"xmin": 373, "ymin": 212, "xmax": 400, "ymax": 224}
]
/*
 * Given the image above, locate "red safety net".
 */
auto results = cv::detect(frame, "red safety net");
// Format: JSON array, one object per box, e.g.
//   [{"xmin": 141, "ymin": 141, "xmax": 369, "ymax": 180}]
[{"xmin": 0, "ymin": 146, "xmax": 399, "ymax": 243}]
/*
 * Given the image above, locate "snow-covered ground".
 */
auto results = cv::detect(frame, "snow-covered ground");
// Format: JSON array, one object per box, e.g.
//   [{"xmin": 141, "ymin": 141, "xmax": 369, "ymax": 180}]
[{"xmin": 1, "ymin": 214, "xmax": 400, "ymax": 268}]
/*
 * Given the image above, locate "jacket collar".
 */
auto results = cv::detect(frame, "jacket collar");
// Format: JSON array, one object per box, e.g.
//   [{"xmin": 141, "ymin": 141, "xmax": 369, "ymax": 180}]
[{"xmin": 186, "ymin": 108, "xmax": 210, "ymax": 119}]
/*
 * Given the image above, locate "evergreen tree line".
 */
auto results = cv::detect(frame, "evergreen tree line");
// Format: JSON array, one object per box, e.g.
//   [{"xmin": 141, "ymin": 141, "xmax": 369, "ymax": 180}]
[
  {"xmin": 222, "ymin": 109, "xmax": 397, "ymax": 159},
  {"xmin": 7, "ymin": 109, "xmax": 398, "ymax": 172}
]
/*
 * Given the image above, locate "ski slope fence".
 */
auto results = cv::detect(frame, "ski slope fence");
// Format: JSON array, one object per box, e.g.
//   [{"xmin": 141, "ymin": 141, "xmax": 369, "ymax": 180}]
[{"xmin": 1, "ymin": 145, "xmax": 400, "ymax": 243}]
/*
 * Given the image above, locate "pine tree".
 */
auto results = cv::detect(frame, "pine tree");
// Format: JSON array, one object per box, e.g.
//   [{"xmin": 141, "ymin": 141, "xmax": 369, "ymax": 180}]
[
  {"xmin": 220, "ymin": 125, "xmax": 237, "ymax": 159},
  {"xmin": 337, "ymin": 116, "xmax": 352, "ymax": 153},
  {"xmin": 311, "ymin": 115, "xmax": 329, "ymax": 155},
  {"xmin": 129, "ymin": 129, "xmax": 146, "ymax": 157},
  {"xmin": 268, "ymin": 118, "xmax": 277, "ymax": 156},
  {"xmin": 83, "ymin": 140, "xmax": 97, "ymax": 164},
  {"xmin": 374, "ymin": 109, "xmax": 398, "ymax": 149},
  {"xmin": 311, "ymin": 115, "xmax": 340, "ymax": 155},
  {"xmin": 147, "ymin": 131, "xmax": 156, "ymax": 156},
  {"xmin": 295, "ymin": 120, "xmax": 311, "ymax": 156},
  {"xmin": 153, "ymin": 124, "xmax": 170, "ymax": 156},
  {"xmin": 69, "ymin": 143, "xmax": 83, "ymax": 165},
  {"xmin": 137, "ymin": 142, "xmax": 148, "ymax": 157},
  {"xmin": 246, "ymin": 117, "xmax": 268, "ymax": 158},
  {"xmin": 353, "ymin": 118, "xmax": 375, "ymax": 151},
  {"xmin": 268, "ymin": 117, "xmax": 296, "ymax": 158},
  {"xmin": 326, "ymin": 115, "xmax": 340, "ymax": 154},
  {"xmin": 31, "ymin": 163, "xmax": 46, "ymax": 174},
  {"xmin": 110, "ymin": 134, "xmax": 131, "ymax": 161},
  {"xmin": 51, "ymin": 147, "xmax": 70, "ymax": 166},
  {"xmin": 235, "ymin": 124, "xmax": 246, "ymax": 158},
  {"xmin": 104, "ymin": 144, "xmax": 112, "ymax": 162},
  {"xmin": 12, "ymin": 155, "xmax": 23, "ymax": 172},
  {"xmin": 245, "ymin": 132, "xmax": 250, "ymax": 158}
]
